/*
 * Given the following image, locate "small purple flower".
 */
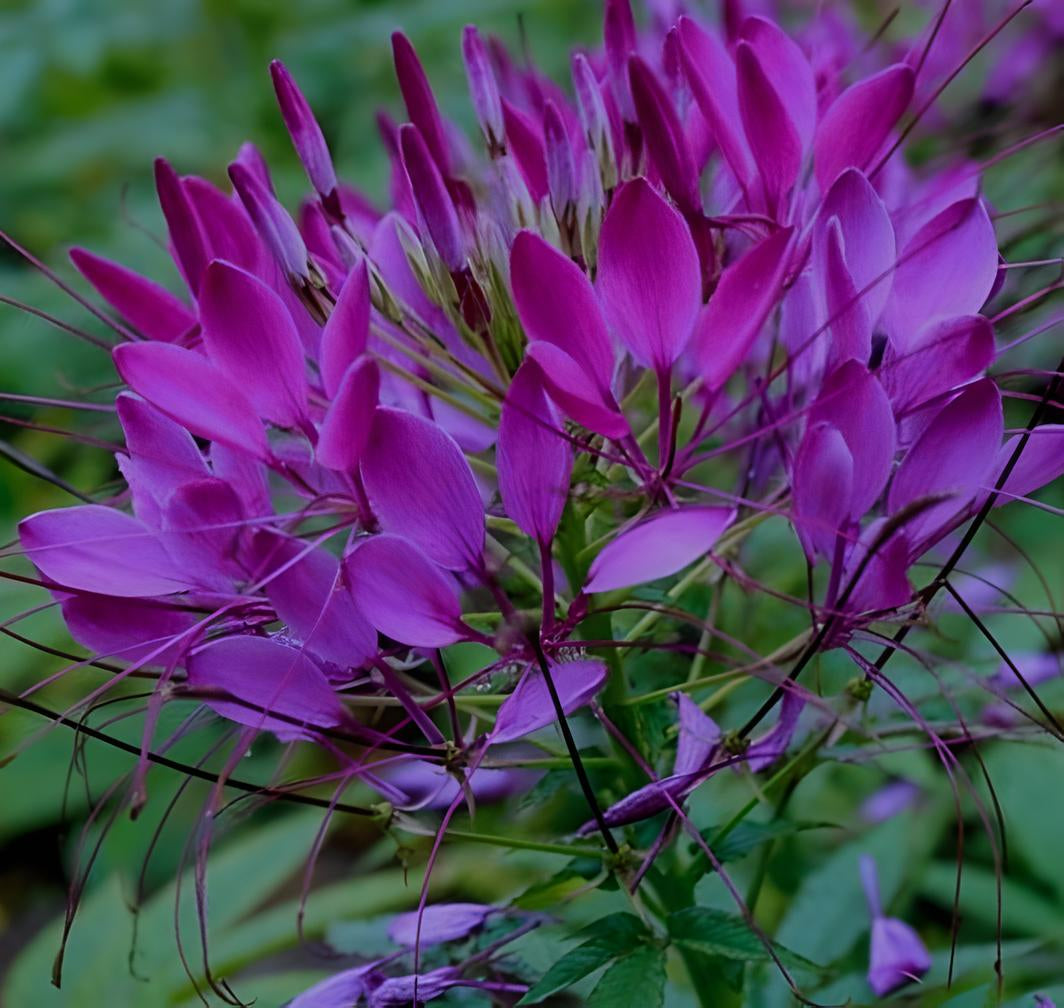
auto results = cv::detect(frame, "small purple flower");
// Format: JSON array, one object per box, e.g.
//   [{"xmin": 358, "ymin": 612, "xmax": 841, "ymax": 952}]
[{"xmin": 861, "ymin": 854, "xmax": 932, "ymax": 997}]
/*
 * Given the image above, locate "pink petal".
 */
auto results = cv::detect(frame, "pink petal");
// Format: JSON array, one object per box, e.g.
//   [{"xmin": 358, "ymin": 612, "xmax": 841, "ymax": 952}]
[
  {"xmin": 820, "ymin": 217, "xmax": 873, "ymax": 369},
  {"xmin": 994, "ymin": 426, "xmax": 1064, "ymax": 503},
  {"xmin": 320, "ymin": 259, "xmax": 371, "ymax": 399},
  {"xmin": 597, "ymin": 177, "xmax": 701, "ymax": 370},
  {"xmin": 793, "ymin": 422, "xmax": 854, "ymax": 560},
  {"xmin": 502, "ymin": 99, "xmax": 548, "ymax": 204},
  {"xmin": 490, "ymin": 659, "xmax": 608, "ymax": 744},
  {"xmin": 182, "ymin": 176, "xmax": 264, "ymax": 276},
  {"xmin": 113, "ymin": 342, "xmax": 269, "ymax": 458},
  {"xmin": 399, "ymin": 123, "xmax": 465, "ymax": 272},
  {"xmin": 888, "ymin": 378, "xmax": 1002, "ymax": 544},
  {"xmin": 888, "ymin": 198, "xmax": 998, "ymax": 349},
  {"xmin": 497, "ymin": 362, "xmax": 572, "ymax": 544},
  {"xmin": 360, "ymin": 407, "xmax": 485, "ymax": 571},
  {"xmin": 585, "ymin": 507, "xmax": 734, "ymax": 593},
  {"xmin": 187, "ymin": 635, "xmax": 344, "ymax": 741},
  {"xmin": 199, "ymin": 260, "xmax": 309, "ymax": 428},
  {"xmin": 525, "ymin": 342, "xmax": 629, "ymax": 439},
  {"xmin": 20, "ymin": 505, "xmax": 187, "ymax": 597},
  {"xmin": 154, "ymin": 157, "xmax": 209, "ymax": 294},
  {"xmin": 317, "ymin": 358, "xmax": 380, "ymax": 473},
  {"xmin": 695, "ymin": 226, "xmax": 794, "ymax": 393},
  {"xmin": 814, "ymin": 64, "xmax": 914, "ymax": 191},
  {"xmin": 510, "ymin": 230, "xmax": 615, "ymax": 391},
  {"xmin": 391, "ymin": 32, "xmax": 452, "ymax": 176},
  {"xmin": 809, "ymin": 361, "xmax": 895, "ymax": 518},
  {"xmin": 61, "ymin": 593, "xmax": 195, "ymax": 665},
  {"xmin": 69, "ymin": 248, "xmax": 195, "ymax": 344},
  {"xmin": 346, "ymin": 534, "xmax": 465, "ymax": 648}
]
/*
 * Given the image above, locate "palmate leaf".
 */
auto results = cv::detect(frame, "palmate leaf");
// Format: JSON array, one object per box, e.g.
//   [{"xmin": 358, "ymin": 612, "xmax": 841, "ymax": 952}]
[
  {"xmin": 517, "ymin": 912, "xmax": 652, "ymax": 1004},
  {"xmin": 587, "ymin": 945, "xmax": 667, "ymax": 1008},
  {"xmin": 666, "ymin": 907, "xmax": 823, "ymax": 973}
]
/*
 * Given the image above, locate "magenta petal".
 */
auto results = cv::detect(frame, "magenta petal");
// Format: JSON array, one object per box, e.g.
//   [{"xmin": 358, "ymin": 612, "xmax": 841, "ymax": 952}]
[
  {"xmin": 888, "ymin": 198, "xmax": 998, "ymax": 349},
  {"xmin": 672, "ymin": 693, "xmax": 722, "ymax": 776},
  {"xmin": 317, "ymin": 358, "xmax": 380, "ymax": 473},
  {"xmin": 490, "ymin": 658, "xmax": 608, "ymax": 744},
  {"xmin": 199, "ymin": 260, "xmax": 309, "ymax": 428},
  {"xmin": 502, "ymin": 99, "xmax": 549, "ymax": 204},
  {"xmin": 510, "ymin": 230, "xmax": 615, "ymax": 391},
  {"xmin": 814, "ymin": 64, "xmax": 914, "ymax": 191},
  {"xmin": 113, "ymin": 342, "xmax": 269, "ymax": 458},
  {"xmin": 814, "ymin": 168, "xmax": 896, "ymax": 328},
  {"xmin": 346, "ymin": 534, "xmax": 465, "ymax": 648},
  {"xmin": 525, "ymin": 343, "xmax": 629, "ymax": 440},
  {"xmin": 388, "ymin": 903, "xmax": 493, "ymax": 947},
  {"xmin": 288, "ymin": 965, "xmax": 376, "ymax": 1008},
  {"xmin": 182, "ymin": 176, "xmax": 264, "ymax": 276},
  {"xmin": 320, "ymin": 258, "xmax": 370, "ymax": 398},
  {"xmin": 270, "ymin": 60, "xmax": 337, "ymax": 199},
  {"xmin": 585, "ymin": 507, "xmax": 735, "ymax": 593},
  {"xmin": 161, "ymin": 477, "xmax": 244, "ymax": 590},
  {"xmin": 154, "ymin": 157, "xmax": 209, "ymax": 294},
  {"xmin": 253, "ymin": 532, "xmax": 376, "ymax": 672},
  {"xmin": 69, "ymin": 248, "xmax": 195, "ymax": 343},
  {"xmin": 868, "ymin": 917, "xmax": 932, "ymax": 997},
  {"xmin": 360, "ymin": 407, "xmax": 485, "ymax": 571},
  {"xmin": 543, "ymin": 99, "xmax": 577, "ymax": 215},
  {"xmin": 820, "ymin": 217, "xmax": 873, "ymax": 369},
  {"xmin": 889, "ymin": 378, "xmax": 1003, "ymax": 543},
  {"xmin": 228, "ymin": 161, "xmax": 309, "ymax": 283},
  {"xmin": 498, "ymin": 362, "xmax": 572, "ymax": 544},
  {"xmin": 746, "ymin": 688, "xmax": 804, "ymax": 771},
  {"xmin": 880, "ymin": 314, "xmax": 994, "ymax": 414},
  {"xmin": 844, "ymin": 521, "xmax": 912, "ymax": 616},
  {"xmin": 210, "ymin": 443, "xmax": 272, "ymax": 517},
  {"xmin": 187, "ymin": 635, "xmax": 344, "ymax": 741},
  {"xmin": 116, "ymin": 393, "xmax": 209, "ymax": 525},
  {"xmin": 399, "ymin": 123, "xmax": 465, "ymax": 271},
  {"xmin": 695, "ymin": 226, "xmax": 793, "ymax": 393},
  {"xmin": 736, "ymin": 41, "xmax": 802, "ymax": 214},
  {"xmin": 597, "ymin": 178, "xmax": 701, "ymax": 371},
  {"xmin": 994, "ymin": 425, "xmax": 1064, "ymax": 503},
  {"xmin": 20, "ymin": 505, "xmax": 187, "ymax": 597},
  {"xmin": 793, "ymin": 422, "xmax": 854, "ymax": 560},
  {"xmin": 392, "ymin": 32, "xmax": 451, "ymax": 176},
  {"xmin": 809, "ymin": 361, "xmax": 895, "ymax": 518},
  {"xmin": 61, "ymin": 594, "xmax": 195, "ymax": 665},
  {"xmin": 628, "ymin": 57, "xmax": 700, "ymax": 215},
  {"xmin": 462, "ymin": 26, "xmax": 504, "ymax": 149}
]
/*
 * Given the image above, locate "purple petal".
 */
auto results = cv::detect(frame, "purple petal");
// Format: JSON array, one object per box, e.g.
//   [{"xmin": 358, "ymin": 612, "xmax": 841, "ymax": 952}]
[
  {"xmin": 510, "ymin": 230, "xmax": 615, "ymax": 391},
  {"xmin": 113, "ymin": 342, "xmax": 269, "ymax": 458},
  {"xmin": 228, "ymin": 161, "xmax": 309, "ymax": 284},
  {"xmin": 370, "ymin": 967, "xmax": 460, "ymax": 1007},
  {"xmin": 345, "ymin": 534, "xmax": 465, "ymax": 648},
  {"xmin": 819, "ymin": 217, "xmax": 873, "ymax": 369},
  {"xmin": 596, "ymin": 774, "xmax": 692, "ymax": 829},
  {"xmin": 399, "ymin": 123, "xmax": 465, "ymax": 272},
  {"xmin": 585, "ymin": 507, "xmax": 735, "ymax": 593},
  {"xmin": 392, "ymin": 32, "xmax": 451, "ymax": 175},
  {"xmin": 628, "ymin": 56, "xmax": 700, "ymax": 215},
  {"xmin": 360, "ymin": 407, "xmax": 485, "ymax": 571},
  {"xmin": 61, "ymin": 593, "xmax": 195, "ymax": 665},
  {"xmin": 490, "ymin": 658, "xmax": 608, "ymax": 744},
  {"xmin": 887, "ymin": 198, "xmax": 998, "ymax": 349},
  {"xmin": 880, "ymin": 314, "xmax": 994, "ymax": 414},
  {"xmin": 182, "ymin": 175, "xmax": 265, "ymax": 276},
  {"xmin": 69, "ymin": 248, "xmax": 195, "ymax": 343},
  {"xmin": 994, "ymin": 425, "xmax": 1064, "ymax": 503},
  {"xmin": 694, "ymin": 227, "xmax": 793, "ymax": 393},
  {"xmin": 843, "ymin": 520, "xmax": 912, "ymax": 615},
  {"xmin": 154, "ymin": 157, "xmax": 209, "ymax": 294},
  {"xmin": 253, "ymin": 531, "xmax": 376, "ymax": 672},
  {"xmin": 809, "ymin": 361, "xmax": 895, "ymax": 518},
  {"xmin": 210, "ymin": 443, "xmax": 272, "ymax": 517},
  {"xmin": 20, "ymin": 505, "xmax": 187, "ymax": 597},
  {"xmin": 502, "ymin": 99, "xmax": 549, "ymax": 204},
  {"xmin": 746, "ymin": 688, "xmax": 804, "ymax": 771},
  {"xmin": 387, "ymin": 903, "xmax": 493, "ymax": 947},
  {"xmin": 736, "ymin": 41, "xmax": 801, "ymax": 215},
  {"xmin": 889, "ymin": 378, "xmax": 1003, "ymax": 544},
  {"xmin": 320, "ymin": 259, "xmax": 371, "ymax": 399},
  {"xmin": 288, "ymin": 964, "xmax": 376, "ymax": 1008},
  {"xmin": 497, "ymin": 361, "xmax": 572, "ymax": 544},
  {"xmin": 161, "ymin": 477, "xmax": 244, "ymax": 590},
  {"xmin": 317, "ymin": 358, "xmax": 380, "ymax": 473},
  {"xmin": 868, "ymin": 917, "xmax": 932, "ymax": 997},
  {"xmin": 597, "ymin": 177, "xmax": 701, "ymax": 371},
  {"xmin": 543, "ymin": 99, "xmax": 577, "ymax": 216},
  {"xmin": 186, "ymin": 635, "xmax": 345, "ymax": 741},
  {"xmin": 462, "ymin": 26, "xmax": 504, "ymax": 150},
  {"xmin": 604, "ymin": 0, "xmax": 638, "ymax": 119},
  {"xmin": 525, "ymin": 342, "xmax": 630, "ymax": 440},
  {"xmin": 673, "ymin": 693, "xmax": 722, "ymax": 776},
  {"xmin": 814, "ymin": 64, "xmax": 914, "ymax": 191},
  {"xmin": 199, "ymin": 260, "xmax": 309, "ymax": 428},
  {"xmin": 793, "ymin": 422, "xmax": 854, "ymax": 560},
  {"xmin": 270, "ymin": 60, "xmax": 337, "ymax": 199}
]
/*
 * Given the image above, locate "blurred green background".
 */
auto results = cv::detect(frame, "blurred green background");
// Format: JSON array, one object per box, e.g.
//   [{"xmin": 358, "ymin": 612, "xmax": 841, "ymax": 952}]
[{"xmin": 1, "ymin": 1, "xmax": 1062, "ymax": 1006}]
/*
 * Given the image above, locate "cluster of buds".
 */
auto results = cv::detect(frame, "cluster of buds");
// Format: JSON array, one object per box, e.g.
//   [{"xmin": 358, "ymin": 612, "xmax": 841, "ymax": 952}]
[{"xmin": 8, "ymin": 0, "xmax": 1063, "ymax": 1003}]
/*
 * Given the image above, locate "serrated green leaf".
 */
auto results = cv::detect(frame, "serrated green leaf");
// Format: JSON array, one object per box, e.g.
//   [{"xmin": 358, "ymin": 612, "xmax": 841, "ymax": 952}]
[
  {"xmin": 667, "ymin": 907, "xmax": 822, "ymax": 972},
  {"xmin": 517, "ymin": 913, "xmax": 651, "ymax": 1004},
  {"xmin": 587, "ymin": 945, "xmax": 666, "ymax": 1008},
  {"xmin": 698, "ymin": 818, "xmax": 839, "ymax": 866}
]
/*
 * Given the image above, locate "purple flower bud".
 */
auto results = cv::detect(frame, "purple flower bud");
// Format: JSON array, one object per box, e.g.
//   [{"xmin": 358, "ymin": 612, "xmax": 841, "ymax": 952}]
[
  {"xmin": 860, "ymin": 854, "xmax": 932, "ymax": 997},
  {"xmin": 571, "ymin": 53, "xmax": 616, "ymax": 183},
  {"xmin": 398, "ymin": 123, "xmax": 466, "ymax": 272},
  {"xmin": 392, "ymin": 31, "xmax": 451, "ymax": 176},
  {"xmin": 387, "ymin": 902, "xmax": 494, "ymax": 947},
  {"xmin": 228, "ymin": 161, "xmax": 310, "ymax": 284},
  {"xmin": 462, "ymin": 26, "xmax": 504, "ymax": 153},
  {"xmin": 154, "ymin": 157, "xmax": 210, "ymax": 294},
  {"xmin": 543, "ymin": 99, "xmax": 577, "ymax": 219},
  {"xmin": 269, "ymin": 60, "xmax": 338, "ymax": 202}
]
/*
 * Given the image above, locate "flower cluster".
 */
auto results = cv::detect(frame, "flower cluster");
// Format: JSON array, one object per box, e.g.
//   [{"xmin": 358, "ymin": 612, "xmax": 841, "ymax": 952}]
[{"xmin": 8, "ymin": 0, "xmax": 1064, "ymax": 1004}]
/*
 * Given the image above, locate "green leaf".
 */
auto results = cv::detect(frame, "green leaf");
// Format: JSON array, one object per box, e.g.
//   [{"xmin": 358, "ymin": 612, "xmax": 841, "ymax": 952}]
[
  {"xmin": 587, "ymin": 946, "xmax": 666, "ymax": 1008},
  {"xmin": 667, "ymin": 907, "xmax": 821, "ymax": 973},
  {"xmin": 517, "ymin": 913, "xmax": 651, "ymax": 1004},
  {"xmin": 698, "ymin": 818, "xmax": 839, "ymax": 866}
]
